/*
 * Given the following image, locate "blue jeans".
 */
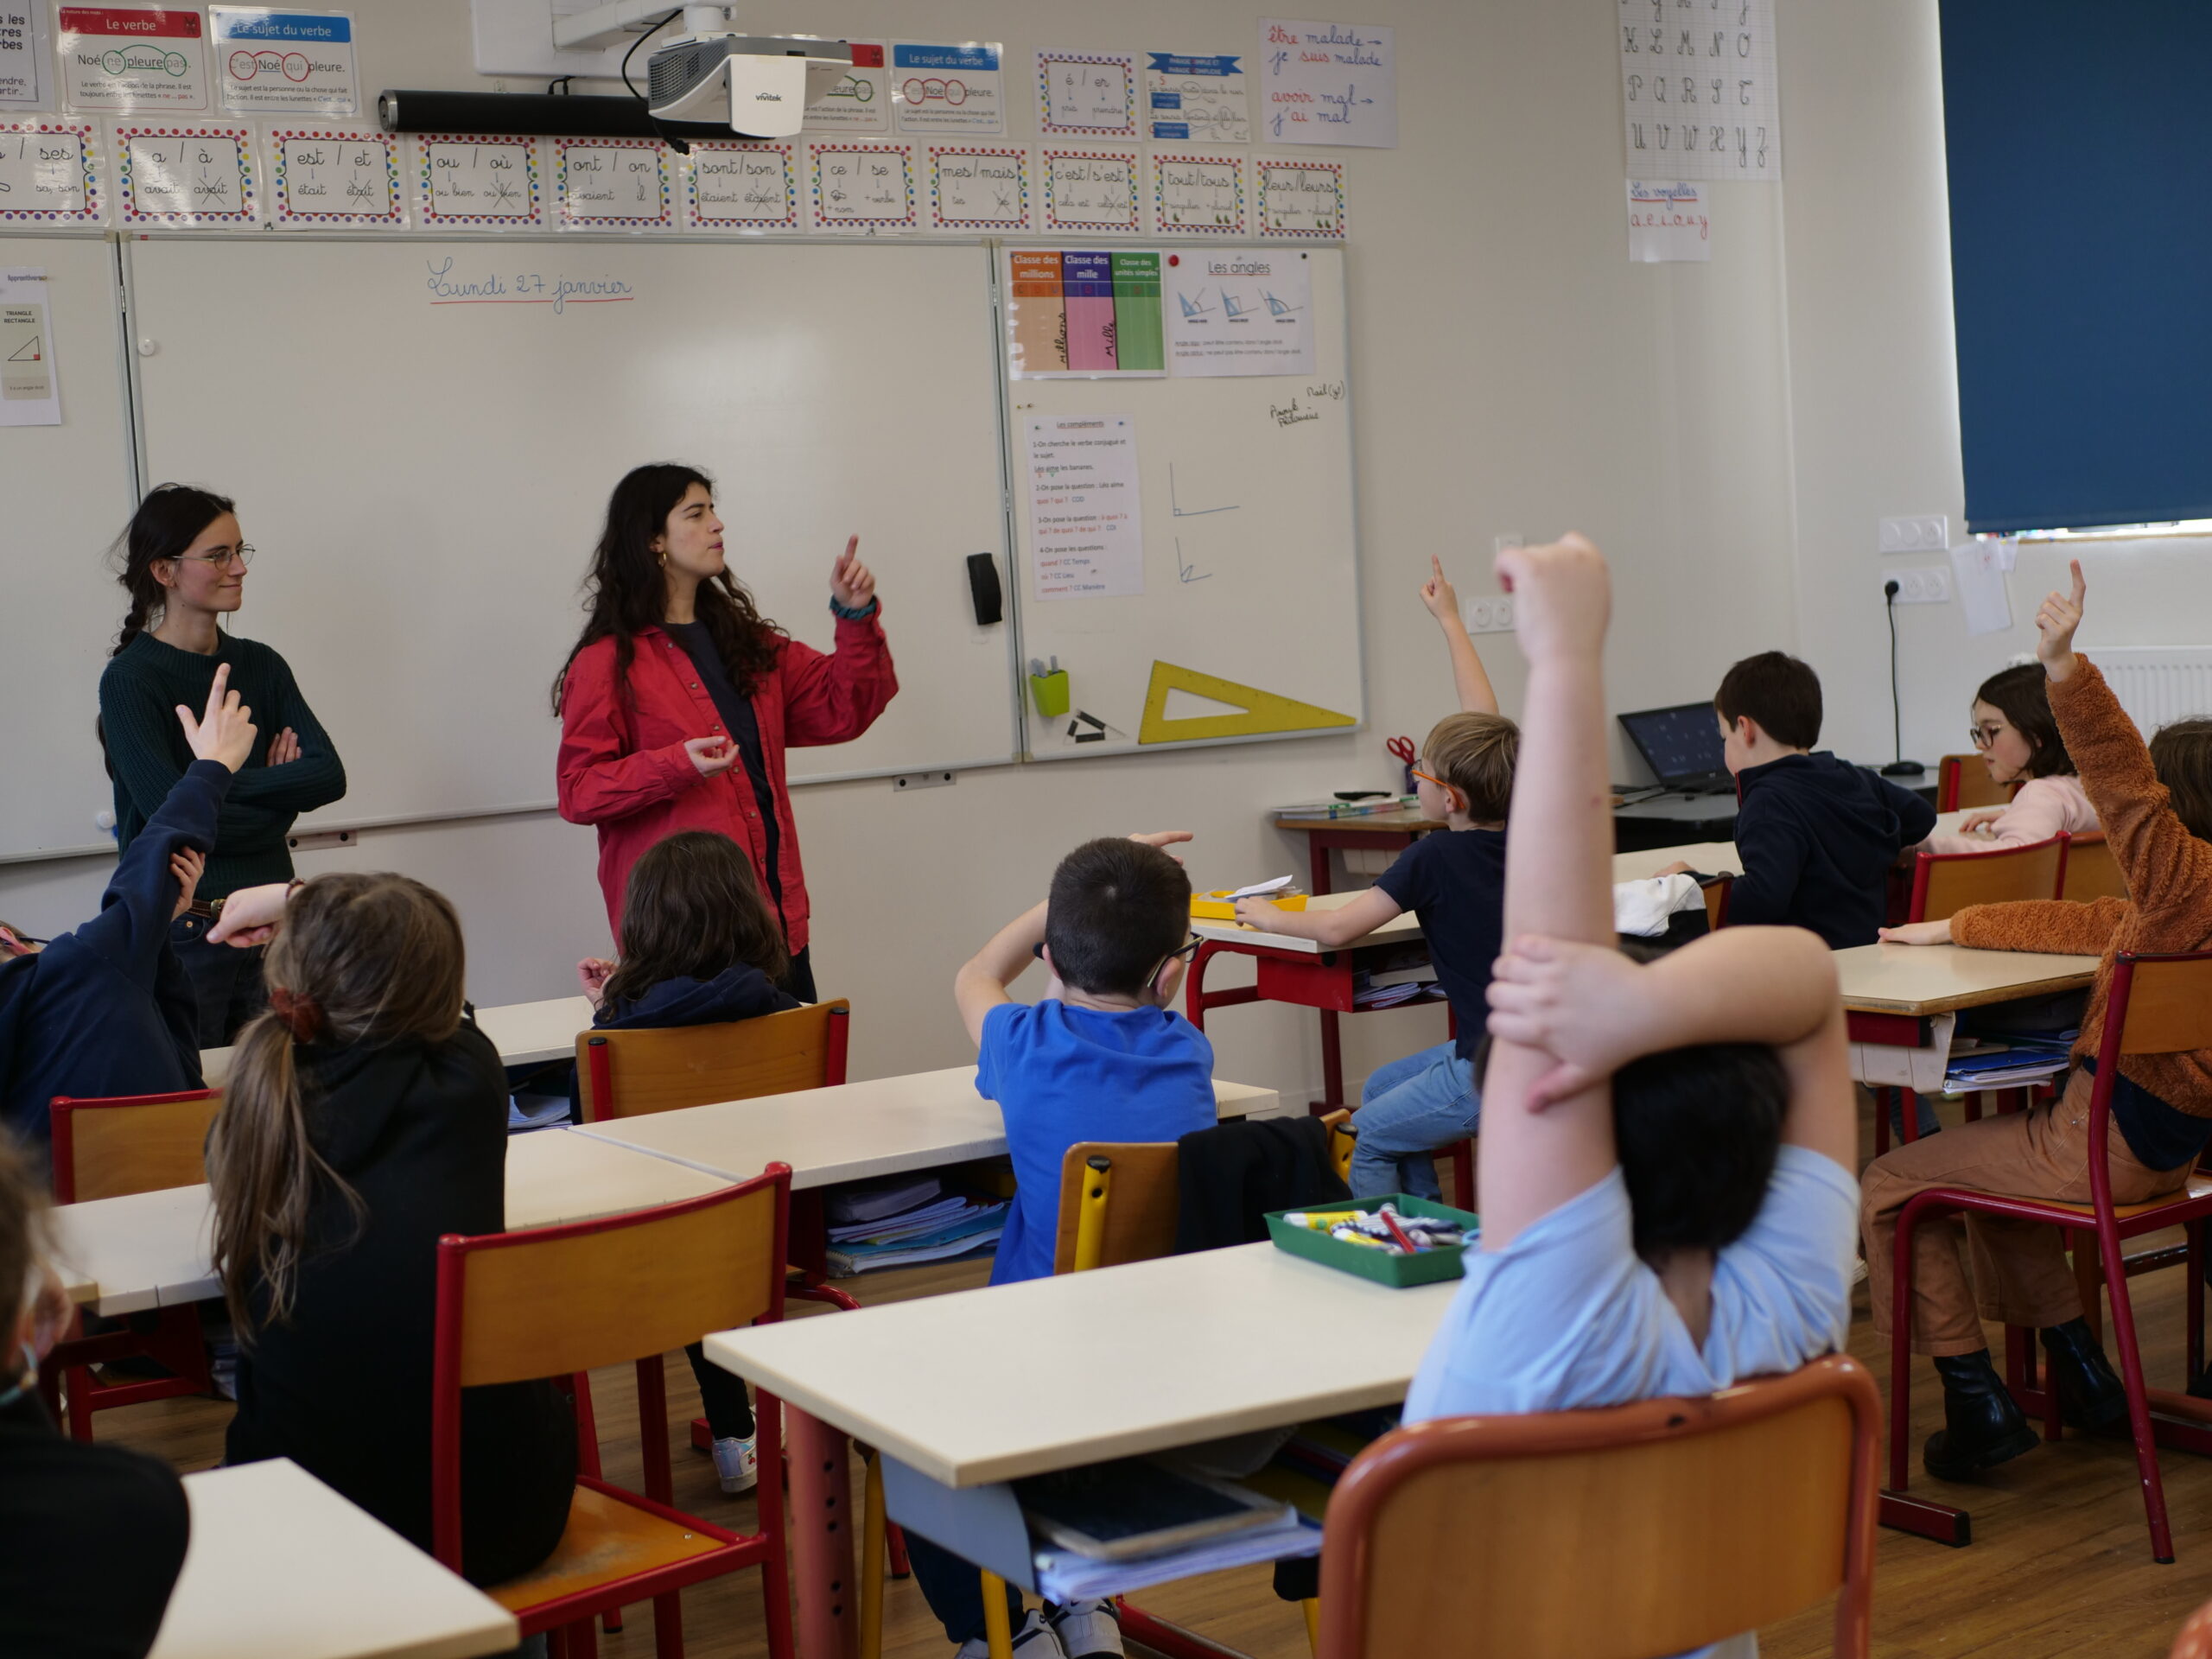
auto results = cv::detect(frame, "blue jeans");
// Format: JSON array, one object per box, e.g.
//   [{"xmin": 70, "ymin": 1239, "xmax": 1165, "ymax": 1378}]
[{"xmin": 1351, "ymin": 1041, "xmax": 1478, "ymax": 1199}]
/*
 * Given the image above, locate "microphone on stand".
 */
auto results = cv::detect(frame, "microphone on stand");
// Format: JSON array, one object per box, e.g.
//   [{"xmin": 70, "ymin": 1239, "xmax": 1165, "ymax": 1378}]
[{"xmin": 1879, "ymin": 579, "xmax": 1927, "ymax": 779}]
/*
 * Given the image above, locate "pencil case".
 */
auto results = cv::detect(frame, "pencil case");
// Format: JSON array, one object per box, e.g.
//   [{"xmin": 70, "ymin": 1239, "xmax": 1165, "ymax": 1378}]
[
  {"xmin": 1192, "ymin": 890, "xmax": 1307, "ymax": 920},
  {"xmin": 1264, "ymin": 1194, "xmax": 1478, "ymax": 1288}
]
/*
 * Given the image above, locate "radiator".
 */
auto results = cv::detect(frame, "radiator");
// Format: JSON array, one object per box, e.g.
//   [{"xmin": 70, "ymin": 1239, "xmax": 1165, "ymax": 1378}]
[{"xmin": 2086, "ymin": 647, "xmax": 2212, "ymax": 735}]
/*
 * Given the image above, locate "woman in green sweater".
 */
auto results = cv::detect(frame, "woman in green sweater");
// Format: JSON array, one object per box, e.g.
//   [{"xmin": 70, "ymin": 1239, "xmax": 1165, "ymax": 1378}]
[{"xmin": 97, "ymin": 486, "xmax": 346, "ymax": 1045}]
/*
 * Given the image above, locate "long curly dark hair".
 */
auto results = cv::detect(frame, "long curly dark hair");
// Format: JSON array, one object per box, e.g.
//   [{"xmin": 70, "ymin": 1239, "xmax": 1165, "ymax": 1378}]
[{"xmin": 552, "ymin": 463, "xmax": 783, "ymax": 715}]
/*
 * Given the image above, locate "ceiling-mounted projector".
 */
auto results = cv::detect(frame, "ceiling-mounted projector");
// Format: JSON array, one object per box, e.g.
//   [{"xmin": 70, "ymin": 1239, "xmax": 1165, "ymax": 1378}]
[{"xmin": 551, "ymin": 3, "xmax": 853, "ymax": 139}]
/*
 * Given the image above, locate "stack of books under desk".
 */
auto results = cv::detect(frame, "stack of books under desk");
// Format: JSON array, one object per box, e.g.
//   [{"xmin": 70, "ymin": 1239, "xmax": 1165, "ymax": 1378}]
[{"xmin": 824, "ymin": 1173, "xmax": 1007, "ymax": 1276}]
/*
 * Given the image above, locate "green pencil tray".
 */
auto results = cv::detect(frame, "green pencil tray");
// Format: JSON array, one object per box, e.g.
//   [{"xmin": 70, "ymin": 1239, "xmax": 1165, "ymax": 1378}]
[{"xmin": 1264, "ymin": 1194, "xmax": 1479, "ymax": 1288}]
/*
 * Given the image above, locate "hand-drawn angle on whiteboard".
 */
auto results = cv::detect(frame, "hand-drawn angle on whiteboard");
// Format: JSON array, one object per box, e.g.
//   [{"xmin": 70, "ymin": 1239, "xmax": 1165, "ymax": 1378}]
[{"xmin": 1137, "ymin": 661, "xmax": 1357, "ymax": 745}]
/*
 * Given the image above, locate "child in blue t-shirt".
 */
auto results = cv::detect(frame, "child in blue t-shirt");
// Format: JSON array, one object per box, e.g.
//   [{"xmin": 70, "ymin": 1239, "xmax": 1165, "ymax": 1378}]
[
  {"xmin": 1237, "ymin": 709, "xmax": 1517, "ymax": 1198},
  {"xmin": 908, "ymin": 831, "xmax": 1216, "ymax": 1659}
]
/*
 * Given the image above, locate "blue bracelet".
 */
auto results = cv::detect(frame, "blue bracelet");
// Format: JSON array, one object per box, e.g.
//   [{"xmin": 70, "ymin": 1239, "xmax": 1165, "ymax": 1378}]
[{"xmin": 830, "ymin": 594, "xmax": 880, "ymax": 621}]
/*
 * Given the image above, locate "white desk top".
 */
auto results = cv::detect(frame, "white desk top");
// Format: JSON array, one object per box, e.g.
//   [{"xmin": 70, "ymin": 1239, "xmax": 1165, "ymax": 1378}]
[
  {"xmin": 707, "ymin": 1242, "xmax": 1458, "ymax": 1489},
  {"xmin": 48, "ymin": 1127, "xmax": 731, "ymax": 1317},
  {"xmin": 1833, "ymin": 942, "xmax": 2098, "ymax": 1016},
  {"xmin": 149, "ymin": 1459, "xmax": 517, "ymax": 1659},
  {"xmin": 1189, "ymin": 888, "xmax": 1426, "ymax": 955},
  {"xmin": 1612, "ymin": 841, "xmax": 1741, "ymax": 883},
  {"xmin": 202, "ymin": 995, "xmax": 594, "ymax": 1086},
  {"xmin": 572, "ymin": 1068, "xmax": 1281, "ymax": 1189}
]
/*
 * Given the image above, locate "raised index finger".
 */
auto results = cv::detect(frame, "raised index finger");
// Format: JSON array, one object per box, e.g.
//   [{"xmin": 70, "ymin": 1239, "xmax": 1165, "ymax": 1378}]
[{"xmin": 2069, "ymin": 557, "xmax": 2086, "ymax": 607}]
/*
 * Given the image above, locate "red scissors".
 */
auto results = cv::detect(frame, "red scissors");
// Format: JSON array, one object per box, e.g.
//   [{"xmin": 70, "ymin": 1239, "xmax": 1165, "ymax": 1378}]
[{"xmin": 1385, "ymin": 734, "xmax": 1417, "ymax": 790}]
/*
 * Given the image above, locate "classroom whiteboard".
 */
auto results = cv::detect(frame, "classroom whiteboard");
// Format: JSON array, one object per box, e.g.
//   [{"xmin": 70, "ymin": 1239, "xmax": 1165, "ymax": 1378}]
[
  {"xmin": 1009, "ymin": 247, "xmax": 1362, "ymax": 761},
  {"xmin": 0, "ymin": 236, "xmax": 139, "ymax": 861},
  {"xmin": 124, "ymin": 236, "xmax": 1019, "ymax": 832}
]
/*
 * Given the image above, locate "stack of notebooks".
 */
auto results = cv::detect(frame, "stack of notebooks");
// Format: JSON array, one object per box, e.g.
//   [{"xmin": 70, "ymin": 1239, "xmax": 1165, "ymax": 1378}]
[
  {"xmin": 824, "ymin": 1174, "xmax": 1007, "ymax": 1277},
  {"xmin": 1351, "ymin": 943, "xmax": 1442, "ymax": 1009},
  {"xmin": 1942, "ymin": 1032, "xmax": 2078, "ymax": 1095},
  {"xmin": 1274, "ymin": 796, "xmax": 1419, "ymax": 821}
]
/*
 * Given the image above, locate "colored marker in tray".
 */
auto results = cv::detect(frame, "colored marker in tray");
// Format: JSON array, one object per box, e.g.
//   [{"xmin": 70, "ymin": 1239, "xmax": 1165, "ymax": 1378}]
[{"xmin": 1264, "ymin": 1195, "xmax": 1478, "ymax": 1287}]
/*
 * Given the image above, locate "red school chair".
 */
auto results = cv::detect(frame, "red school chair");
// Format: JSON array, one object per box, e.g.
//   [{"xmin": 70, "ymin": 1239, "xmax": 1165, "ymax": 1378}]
[
  {"xmin": 1938, "ymin": 753, "xmax": 2016, "ymax": 813},
  {"xmin": 1873, "ymin": 837, "xmax": 2069, "ymax": 1155},
  {"xmin": 41, "ymin": 1089, "xmax": 222, "ymax": 1440},
  {"xmin": 1884, "ymin": 949, "xmax": 2212, "ymax": 1562},
  {"xmin": 1313, "ymin": 1356, "xmax": 1879, "ymax": 1658},
  {"xmin": 431, "ymin": 1164, "xmax": 799, "ymax": 1659}
]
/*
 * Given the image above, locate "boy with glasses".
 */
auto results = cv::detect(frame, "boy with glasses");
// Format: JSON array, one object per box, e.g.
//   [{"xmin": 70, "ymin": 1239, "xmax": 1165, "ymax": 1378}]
[{"xmin": 922, "ymin": 830, "xmax": 1216, "ymax": 1658}]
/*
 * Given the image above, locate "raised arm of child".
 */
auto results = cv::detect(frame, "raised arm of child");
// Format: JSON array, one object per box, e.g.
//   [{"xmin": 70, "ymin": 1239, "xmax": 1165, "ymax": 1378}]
[
  {"xmin": 1486, "ymin": 925, "xmax": 1855, "ymax": 1173},
  {"xmin": 1473, "ymin": 536, "xmax": 1619, "ymax": 1251},
  {"xmin": 1420, "ymin": 554, "xmax": 1500, "ymax": 716}
]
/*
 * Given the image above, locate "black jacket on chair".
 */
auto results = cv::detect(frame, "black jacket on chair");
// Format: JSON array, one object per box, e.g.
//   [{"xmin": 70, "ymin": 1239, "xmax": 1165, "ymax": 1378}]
[{"xmin": 1173, "ymin": 1116, "xmax": 1351, "ymax": 1254}]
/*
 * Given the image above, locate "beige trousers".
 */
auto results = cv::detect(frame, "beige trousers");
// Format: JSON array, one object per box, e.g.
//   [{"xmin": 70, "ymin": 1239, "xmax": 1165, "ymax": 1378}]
[{"xmin": 1859, "ymin": 1067, "xmax": 2191, "ymax": 1357}]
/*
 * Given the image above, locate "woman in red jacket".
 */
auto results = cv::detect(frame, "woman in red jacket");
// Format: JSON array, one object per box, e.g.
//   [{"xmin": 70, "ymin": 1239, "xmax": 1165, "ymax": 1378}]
[{"xmin": 555, "ymin": 463, "xmax": 897, "ymax": 999}]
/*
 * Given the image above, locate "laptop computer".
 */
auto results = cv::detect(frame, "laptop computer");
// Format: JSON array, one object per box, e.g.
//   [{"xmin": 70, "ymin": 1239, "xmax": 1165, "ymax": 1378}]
[{"xmin": 1618, "ymin": 702, "xmax": 1732, "ymax": 795}]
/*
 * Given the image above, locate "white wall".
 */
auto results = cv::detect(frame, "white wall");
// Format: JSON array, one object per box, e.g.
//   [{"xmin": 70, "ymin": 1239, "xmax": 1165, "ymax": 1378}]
[{"xmin": 9, "ymin": 0, "xmax": 2045, "ymax": 1103}]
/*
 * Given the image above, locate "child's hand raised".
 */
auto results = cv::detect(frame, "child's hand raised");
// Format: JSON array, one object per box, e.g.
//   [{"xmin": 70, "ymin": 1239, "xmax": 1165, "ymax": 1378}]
[
  {"xmin": 175, "ymin": 664, "xmax": 257, "ymax": 773},
  {"xmin": 1485, "ymin": 934, "xmax": 1655, "ymax": 1109},
  {"xmin": 1419, "ymin": 554, "xmax": 1460, "ymax": 623},
  {"xmin": 2036, "ymin": 558, "xmax": 2086, "ymax": 683},
  {"xmin": 1494, "ymin": 534, "xmax": 1609, "ymax": 663}
]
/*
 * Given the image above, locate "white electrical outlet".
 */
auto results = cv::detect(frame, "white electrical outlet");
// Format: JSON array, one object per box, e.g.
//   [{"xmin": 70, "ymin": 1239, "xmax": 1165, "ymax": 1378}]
[
  {"xmin": 1878, "ymin": 514, "xmax": 1950, "ymax": 555},
  {"xmin": 1464, "ymin": 595, "xmax": 1516, "ymax": 634},
  {"xmin": 1886, "ymin": 567, "xmax": 1951, "ymax": 605}
]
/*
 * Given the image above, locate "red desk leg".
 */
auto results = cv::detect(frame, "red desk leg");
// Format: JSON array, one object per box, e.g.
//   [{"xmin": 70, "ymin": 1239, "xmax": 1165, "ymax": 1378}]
[
  {"xmin": 787, "ymin": 1407, "xmax": 858, "ymax": 1659},
  {"xmin": 1319, "ymin": 1010, "xmax": 1344, "ymax": 1111},
  {"xmin": 1307, "ymin": 836, "xmax": 1334, "ymax": 899}
]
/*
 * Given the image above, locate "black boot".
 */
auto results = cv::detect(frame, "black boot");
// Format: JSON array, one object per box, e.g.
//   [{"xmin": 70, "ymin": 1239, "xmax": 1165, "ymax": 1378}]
[
  {"xmin": 1924, "ymin": 1349, "xmax": 2039, "ymax": 1480},
  {"xmin": 2041, "ymin": 1318, "xmax": 2133, "ymax": 1436}
]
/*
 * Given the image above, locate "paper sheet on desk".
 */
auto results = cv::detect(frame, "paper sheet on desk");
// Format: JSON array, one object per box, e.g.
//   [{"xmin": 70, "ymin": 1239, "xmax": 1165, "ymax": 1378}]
[
  {"xmin": 1950, "ymin": 541, "xmax": 2015, "ymax": 637},
  {"xmin": 1226, "ymin": 875, "xmax": 1296, "ymax": 899}
]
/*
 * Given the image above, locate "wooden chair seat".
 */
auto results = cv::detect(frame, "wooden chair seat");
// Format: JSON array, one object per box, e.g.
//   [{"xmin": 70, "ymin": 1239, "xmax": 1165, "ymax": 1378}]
[
  {"xmin": 487, "ymin": 1479, "xmax": 729, "ymax": 1611},
  {"xmin": 2031, "ymin": 1172, "xmax": 2212, "ymax": 1224}
]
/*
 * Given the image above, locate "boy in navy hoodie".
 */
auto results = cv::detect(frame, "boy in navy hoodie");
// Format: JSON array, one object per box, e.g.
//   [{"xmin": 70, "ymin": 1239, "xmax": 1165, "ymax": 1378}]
[
  {"xmin": 0, "ymin": 669, "xmax": 257, "ymax": 1147},
  {"xmin": 1666, "ymin": 652, "xmax": 1935, "ymax": 948},
  {"xmin": 572, "ymin": 829, "xmax": 798, "ymax": 1496}
]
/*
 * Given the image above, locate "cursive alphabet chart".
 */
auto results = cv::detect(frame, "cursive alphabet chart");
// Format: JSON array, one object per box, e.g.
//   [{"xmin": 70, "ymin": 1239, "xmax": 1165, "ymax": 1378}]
[{"xmin": 1618, "ymin": 0, "xmax": 1781, "ymax": 181}]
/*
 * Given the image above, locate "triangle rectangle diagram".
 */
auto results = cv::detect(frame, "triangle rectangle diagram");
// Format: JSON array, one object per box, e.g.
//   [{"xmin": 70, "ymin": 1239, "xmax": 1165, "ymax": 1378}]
[
  {"xmin": 4, "ymin": 334, "xmax": 40, "ymax": 363},
  {"xmin": 1138, "ymin": 661, "xmax": 1357, "ymax": 745}
]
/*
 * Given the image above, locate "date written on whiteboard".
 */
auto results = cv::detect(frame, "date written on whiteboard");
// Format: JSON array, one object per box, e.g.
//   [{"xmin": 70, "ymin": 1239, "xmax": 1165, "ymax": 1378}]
[{"xmin": 423, "ymin": 257, "xmax": 635, "ymax": 315}]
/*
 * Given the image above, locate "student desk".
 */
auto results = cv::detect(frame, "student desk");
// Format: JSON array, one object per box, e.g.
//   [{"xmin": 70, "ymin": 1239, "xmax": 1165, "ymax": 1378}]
[
  {"xmin": 48, "ymin": 1126, "xmax": 732, "ymax": 1318},
  {"xmin": 570, "ymin": 1067, "xmax": 1280, "ymax": 1273},
  {"xmin": 703, "ymin": 1242, "xmax": 1459, "ymax": 1657},
  {"xmin": 1271, "ymin": 808, "xmax": 1443, "ymax": 897},
  {"xmin": 1831, "ymin": 942, "xmax": 2097, "ymax": 1094},
  {"xmin": 200, "ymin": 994, "xmax": 594, "ymax": 1086},
  {"xmin": 149, "ymin": 1458, "xmax": 516, "ymax": 1659},
  {"xmin": 1185, "ymin": 893, "xmax": 1429, "ymax": 1111}
]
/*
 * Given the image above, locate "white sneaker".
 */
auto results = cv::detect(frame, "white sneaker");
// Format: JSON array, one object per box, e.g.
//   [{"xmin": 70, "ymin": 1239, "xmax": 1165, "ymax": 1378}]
[
  {"xmin": 713, "ymin": 1434, "xmax": 758, "ymax": 1495},
  {"xmin": 1049, "ymin": 1599, "xmax": 1124, "ymax": 1657},
  {"xmin": 955, "ymin": 1610, "xmax": 1065, "ymax": 1659}
]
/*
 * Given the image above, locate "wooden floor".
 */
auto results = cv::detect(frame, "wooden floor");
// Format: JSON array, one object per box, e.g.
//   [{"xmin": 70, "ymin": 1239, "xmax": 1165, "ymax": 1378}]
[{"xmin": 95, "ymin": 1141, "xmax": 2212, "ymax": 1657}]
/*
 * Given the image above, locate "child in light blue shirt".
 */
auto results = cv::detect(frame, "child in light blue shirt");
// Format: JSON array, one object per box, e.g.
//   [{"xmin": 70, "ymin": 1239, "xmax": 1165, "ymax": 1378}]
[{"xmin": 1407, "ymin": 536, "xmax": 1860, "ymax": 1659}]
